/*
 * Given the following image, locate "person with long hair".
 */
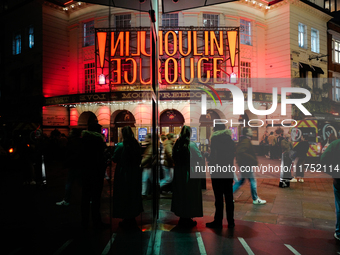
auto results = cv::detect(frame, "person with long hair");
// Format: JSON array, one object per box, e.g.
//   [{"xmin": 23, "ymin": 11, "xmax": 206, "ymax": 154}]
[
  {"xmin": 171, "ymin": 126, "xmax": 203, "ymax": 227},
  {"xmin": 112, "ymin": 126, "xmax": 143, "ymax": 228}
]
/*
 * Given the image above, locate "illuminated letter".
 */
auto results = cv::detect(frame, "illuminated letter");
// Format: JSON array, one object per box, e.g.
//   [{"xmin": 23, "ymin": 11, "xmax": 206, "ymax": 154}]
[
  {"xmin": 140, "ymin": 58, "xmax": 151, "ymax": 85},
  {"xmin": 141, "ymin": 31, "xmax": 150, "ymax": 57},
  {"xmin": 227, "ymin": 31, "xmax": 237, "ymax": 67},
  {"xmin": 111, "ymin": 58, "xmax": 121, "ymax": 84},
  {"xmin": 158, "ymin": 59, "xmax": 162, "ymax": 83},
  {"xmin": 211, "ymin": 31, "xmax": 223, "ymax": 56},
  {"xmin": 248, "ymin": 88, "xmax": 278, "ymax": 115},
  {"xmin": 158, "ymin": 31, "xmax": 163, "ymax": 56},
  {"xmin": 213, "ymin": 57, "xmax": 223, "ymax": 83},
  {"xmin": 181, "ymin": 58, "xmax": 194, "ymax": 84},
  {"xmin": 125, "ymin": 31, "xmax": 130, "ymax": 56},
  {"xmin": 281, "ymin": 88, "xmax": 311, "ymax": 116},
  {"xmin": 215, "ymin": 84, "xmax": 245, "ymax": 114},
  {"xmin": 165, "ymin": 31, "xmax": 177, "ymax": 57},
  {"xmin": 165, "ymin": 57, "xmax": 178, "ymax": 84},
  {"xmin": 124, "ymin": 58, "xmax": 137, "ymax": 85},
  {"xmin": 193, "ymin": 31, "xmax": 202, "ymax": 56},
  {"xmin": 111, "ymin": 32, "xmax": 124, "ymax": 56},
  {"xmin": 205, "ymin": 31, "xmax": 209, "ymax": 55},
  {"xmin": 131, "ymin": 31, "xmax": 141, "ymax": 56},
  {"xmin": 179, "ymin": 31, "xmax": 191, "ymax": 56},
  {"xmin": 198, "ymin": 57, "xmax": 210, "ymax": 83},
  {"xmin": 97, "ymin": 32, "xmax": 107, "ymax": 68}
]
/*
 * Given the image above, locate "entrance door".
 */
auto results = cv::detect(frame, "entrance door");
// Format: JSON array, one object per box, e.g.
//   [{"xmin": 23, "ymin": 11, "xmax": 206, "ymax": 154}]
[
  {"xmin": 160, "ymin": 110, "xmax": 184, "ymax": 136},
  {"xmin": 110, "ymin": 110, "xmax": 136, "ymax": 143}
]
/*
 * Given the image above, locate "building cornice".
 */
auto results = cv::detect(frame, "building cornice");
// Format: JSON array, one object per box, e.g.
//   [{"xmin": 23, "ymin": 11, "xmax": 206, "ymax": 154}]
[{"xmin": 289, "ymin": 0, "xmax": 333, "ymax": 21}]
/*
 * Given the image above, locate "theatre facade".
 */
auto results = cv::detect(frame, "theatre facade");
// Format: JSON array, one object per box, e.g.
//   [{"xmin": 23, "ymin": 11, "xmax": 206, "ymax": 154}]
[{"xmin": 40, "ymin": 0, "xmax": 330, "ymax": 145}]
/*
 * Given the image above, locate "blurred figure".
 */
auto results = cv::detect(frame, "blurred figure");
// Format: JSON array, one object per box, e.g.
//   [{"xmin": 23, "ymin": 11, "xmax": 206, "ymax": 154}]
[
  {"xmin": 268, "ymin": 132, "xmax": 277, "ymax": 159},
  {"xmin": 56, "ymin": 128, "xmax": 82, "ymax": 206},
  {"xmin": 206, "ymin": 124, "xmax": 235, "ymax": 229},
  {"xmin": 290, "ymin": 135, "xmax": 309, "ymax": 183},
  {"xmin": 160, "ymin": 133, "xmax": 176, "ymax": 193},
  {"xmin": 141, "ymin": 133, "xmax": 153, "ymax": 197},
  {"xmin": 320, "ymin": 139, "xmax": 340, "ymax": 241},
  {"xmin": 112, "ymin": 126, "xmax": 143, "ymax": 228},
  {"xmin": 171, "ymin": 126, "xmax": 203, "ymax": 227},
  {"xmin": 80, "ymin": 123, "xmax": 108, "ymax": 229},
  {"xmin": 233, "ymin": 127, "xmax": 266, "ymax": 205},
  {"xmin": 279, "ymin": 134, "xmax": 294, "ymax": 188},
  {"xmin": 260, "ymin": 130, "xmax": 269, "ymax": 157}
]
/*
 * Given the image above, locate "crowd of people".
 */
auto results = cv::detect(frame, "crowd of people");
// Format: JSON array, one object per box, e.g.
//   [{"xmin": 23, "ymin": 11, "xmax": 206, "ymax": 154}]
[{"xmin": 43, "ymin": 123, "xmax": 339, "ymax": 241}]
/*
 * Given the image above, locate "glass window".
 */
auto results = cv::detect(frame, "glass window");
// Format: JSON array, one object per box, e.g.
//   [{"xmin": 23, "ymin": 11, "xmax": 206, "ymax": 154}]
[
  {"xmin": 334, "ymin": 39, "xmax": 340, "ymax": 64},
  {"xmin": 334, "ymin": 77, "xmax": 340, "ymax": 102},
  {"xmin": 240, "ymin": 61, "xmax": 251, "ymax": 90},
  {"xmin": 28, "ymin": 25, "xmax": 34, "ymax": 49},
  {"xmin": 83, "ymin": 20, "xmax": 95, "ymax": 47},
  {"xmin": 298, "ymin": 23, "xmax": 307, "ymax": 49},
  {"xmin": 203, "ymin": 14, "xmax": 219, "ymax": 27},
  {"xmin": 240, "ymin": 19, "xmax": 251, "ymax": 45},
  {"xmin": 115, "ymin": 14, "xmax": 131, "ymax": 28},
  {"xmin": 13, "ymin": 31, "xmax": 21, "ymax": 55},
  {"xmin": 162, "ymin": 13, "xmax": 178, "ymax": 27},
  {"xmin": 311, "ymin": 28, "xmax": 319, "ymax": 53},
  {"xmin": 84, "ymin": 62, "xmax": 95, "ymax": 93}
]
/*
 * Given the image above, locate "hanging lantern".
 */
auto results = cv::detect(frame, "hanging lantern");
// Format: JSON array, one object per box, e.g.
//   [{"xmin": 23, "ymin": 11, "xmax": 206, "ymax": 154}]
[
  {"xmin": 230, "ymin": 72, "xmax": 237, "ymax": 84},
  {"xmin": 98, "ymin": 73, "xmax": 106, "ymax": 85}
]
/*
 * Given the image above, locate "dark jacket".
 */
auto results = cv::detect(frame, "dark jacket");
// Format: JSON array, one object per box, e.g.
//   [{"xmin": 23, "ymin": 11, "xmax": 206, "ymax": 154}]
[
  {"xmin": 236, "ymin": 135, "xmax": 257, "ymax": 167},
  {"xmin": 320, "ymin": 139, "xmax": 340, "ymax": 189},
  {"xmin": 294, "ymin": 140, "xmax": 309, "ymax": 158},
  {"xmin": 208, "ymin": 129, "xmax": 235, "ymax": 179},
  {"xmin": 112, "ymin": 141, "xmax": 143, "ymax": 218},
  {"xmin": 171, "ymin": 140, "xmax": 203, "ymax": 218},
  {"xmin": 163, "ymin": 139, "xmax": 175, "ymax": 167}
]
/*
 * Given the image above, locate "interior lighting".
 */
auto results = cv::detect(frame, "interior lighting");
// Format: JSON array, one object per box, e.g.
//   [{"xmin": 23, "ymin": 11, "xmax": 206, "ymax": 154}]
[
  {"xmin": 99, "ymin": 74, "xmax": 106, "ymax": 84},
  {"xmin": 230, "ymin": 72, "xmax": 237, "ymax": 83}
]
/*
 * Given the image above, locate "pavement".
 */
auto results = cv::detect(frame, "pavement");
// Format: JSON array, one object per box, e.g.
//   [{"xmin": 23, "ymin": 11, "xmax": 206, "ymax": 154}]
[{"xmin": 2, "ymin": 156, "xmax": 340, "ymax": 255}]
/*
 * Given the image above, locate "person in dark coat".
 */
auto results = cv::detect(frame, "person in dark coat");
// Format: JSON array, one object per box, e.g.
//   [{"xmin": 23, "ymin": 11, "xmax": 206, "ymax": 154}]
[
  {"xmin": 320, "ymin": 139, "xmax": 340, "ymax": 241},
  {"xmin": 80, "ymin": 123, "xmax": 108, "ymax": 229},
  {"xmin": 233, "ymin": 127, "xmax": 266, "ymax": 204},
  {"xmin": 171, "ymin": 125, "xmax": 203, "ymax": 227},
  {"xmin": 112, "ymin": 126, "xmax": 143, "ymax": 228},
  {"xmin": 290, "ymin": 135, "xmax": 309, "ymax": 183},
  {"xmin": 206, "ymin": 124, "xmax": 235, "ymax": 229}
]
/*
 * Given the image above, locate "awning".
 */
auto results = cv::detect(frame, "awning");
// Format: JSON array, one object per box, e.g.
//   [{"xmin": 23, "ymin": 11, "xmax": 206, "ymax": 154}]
[
  {"xmin": 299, "ymin": 62, "xmax": 313, "ymax": 72},
  {"xmin": 311, "ymin": 65, "xmax": 324, "ymax": 74}
]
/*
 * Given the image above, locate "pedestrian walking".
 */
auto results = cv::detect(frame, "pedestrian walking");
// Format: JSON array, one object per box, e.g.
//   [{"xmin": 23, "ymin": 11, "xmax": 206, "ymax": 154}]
[
  {"xmin": 233, "ymin": 127, "xmax": 266, "ymax": 205},
  {"xmin": 141, "ymin": 133, "xmax": 152, "ymax": 197},
  {"xmin": 171, "ymin": 126, "xmax": 203, "ymax": 227},
  {"xmin": 279, "ymin": 134, "xmax": 294, "ymax": 188},
  {"xmin": 206, "ymin": 124, "xmax": 235, "ymax": 229},
  {"xmin": 268, "ymin": 132, "xmax": 277, "ymax": 159},
  {"xmin": 290, "ymin": 135, "xmax": 309, "ymax": 183},
  {"xmin": 79, "ymin": 123, "xmax": 108, "ymax": 229},
  {"xmin": 56, "ymin": 128, "xmax": 82, "ymax": 206},
  {"xmin": 112, "ymin": 126, "xmax": 143, "ymax": 229},
  {"xmin": 320, "ymin": 139, "xmax": 340, "ymax": 241},
  {"xmin": 159, "ymin": 133, "xmax": 176, "ymax": 193}
]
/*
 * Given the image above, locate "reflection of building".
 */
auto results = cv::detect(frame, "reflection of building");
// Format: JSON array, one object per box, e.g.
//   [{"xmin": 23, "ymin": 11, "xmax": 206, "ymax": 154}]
[{"xmin": 0, "ymin": 0, "xmax": 334, "ymax": 145}]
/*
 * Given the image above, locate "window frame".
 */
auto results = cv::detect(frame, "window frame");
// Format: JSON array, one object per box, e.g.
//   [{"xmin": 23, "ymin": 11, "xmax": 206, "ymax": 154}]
[
  {"xmin": 298, "ymin": 23, "xmax": 307, "ymax": 49},
  {"xmin": 84, "ymin": 62, "xmax": 95, "ymax": 93},
  {"xmin": 240, "ymin": 61, "xmax": 251, "ymax": 90},
  {"xmin": 334, "ymin": 76, "xmax": 340, "ymax": 102},
  {"xmin": 13, "ymin": 31, "xmax": 22, "ymax": 55},
  {"xmin": 162, "ymin": 13, "xmax": 179, "ymax": 27},
  {"xmin": 334, "ymin": 39, "xmax": 340, "ymax": 64},
  {"xmin": 311, "ymin": 28, "xmax": 319, "ymax": 53},
  {"xmin": 28, "ymin": 25, "xmax": 34, "ymax": 49},
  {"xmin": 83, "ymin": 20, "xmax": 95, "ymax": 47},
  {"xmin": 115, "ymin": 14, "xmax": 131, "ymax": 28},
  {"xmin": 240, "ymin": 19, "xmax": 252, "ymax": 46},
  {"xmin": 203, "ymin": 13, "xmax": 219, "ymax": 28}
]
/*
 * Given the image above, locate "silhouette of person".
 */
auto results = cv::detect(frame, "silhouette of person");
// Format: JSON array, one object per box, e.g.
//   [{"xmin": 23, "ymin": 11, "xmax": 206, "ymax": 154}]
[
  {"xmin": 171, "ymin": 126, "xmax": 203, "ymax": 227},
  {"xmin": 233, "ymin": 127, "xmax": 266, "ymax": 204},
  {"xmin": 80, "ymin": 123, "xmax": 108, "ymax": 229},
  {"xmin": 206, "ymin": 124, "xmax": 235, "ymax": 229},
  {"xmin": 112, "ymin": 126, "xmax": 143, "ymax": 228}
]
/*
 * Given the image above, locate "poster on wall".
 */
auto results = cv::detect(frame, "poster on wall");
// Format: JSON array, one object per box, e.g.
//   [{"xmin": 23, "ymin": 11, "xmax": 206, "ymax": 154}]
[
  {"xmin": 191, "ymin": 127, "xmax": 197, "ymax": 141},
  {"xmin": 229, "ymin": 127, "xmax": 238, "ymax": 142},
  {"xmin": 138, "ymin": 128, "xmax": 148, "ymax": 142}
]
